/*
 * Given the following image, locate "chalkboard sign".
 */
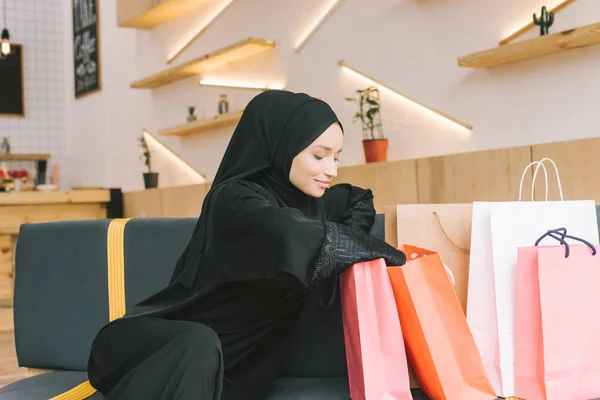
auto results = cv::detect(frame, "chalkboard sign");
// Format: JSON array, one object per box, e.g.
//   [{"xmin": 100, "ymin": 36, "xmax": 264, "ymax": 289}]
[
  {"xmin": 72, "ymin": 0, "xmax": 101, "ymax": 98},
  {"xmin": 0, "ymin": 44, "xmax": 24, "ymax": 116}
]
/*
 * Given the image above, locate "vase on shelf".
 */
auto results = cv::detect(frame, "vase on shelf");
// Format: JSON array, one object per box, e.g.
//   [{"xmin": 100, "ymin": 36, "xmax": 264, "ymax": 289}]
[
  {"xmin": 1, "ymin": 137, "xmax": 10, "ymax": 154},
  {"xmin": 143, "ymin": 172, "xmax": 159, "ymax": 189},
  {"xmin": 362, "ymin": 138, "xmax": 388, "ymax": 163},
  {"xmin": 218, "ymin": 94, "xmax": 229, "ymax": 115}
]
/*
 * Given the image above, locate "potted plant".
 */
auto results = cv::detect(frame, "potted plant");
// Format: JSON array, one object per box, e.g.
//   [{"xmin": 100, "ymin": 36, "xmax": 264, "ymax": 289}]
[
  {"xmin": 345, "ymin": 86, "xmax": 388, "ymax": 163},
  {"xmin": 139, "ymin": 134, "xmax": 159, "ymax": 189}
]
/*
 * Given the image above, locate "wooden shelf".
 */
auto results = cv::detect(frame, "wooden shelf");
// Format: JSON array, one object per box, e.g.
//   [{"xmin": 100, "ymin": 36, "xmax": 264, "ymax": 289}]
[
  {"xmin": 458, "ymin": 21, "xmax": 600, "ymax": 68},
  {"xmin": 0, "ymin": 154, "xmax": 50, "ymax": 161},
  {"xmin": 159, "ymin": 110, "xmax": 243, "ymax": 136},
  {"xmin": 130, "ymin": 38, "xmax": 275, "ymax": 89},
  {"xmin": 117, "ymin": 0, "xmax": 211, "ymax": 29}
]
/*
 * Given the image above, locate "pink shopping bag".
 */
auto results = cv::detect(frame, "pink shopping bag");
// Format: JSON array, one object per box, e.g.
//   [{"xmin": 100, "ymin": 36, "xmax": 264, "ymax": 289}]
[
  {"xmin": 514, "ymin": 228, "xmax": 600, "ymax": 400},
  {"xmin": 340, "ymin": 258, "xmax": 413, "ymax": 400}
]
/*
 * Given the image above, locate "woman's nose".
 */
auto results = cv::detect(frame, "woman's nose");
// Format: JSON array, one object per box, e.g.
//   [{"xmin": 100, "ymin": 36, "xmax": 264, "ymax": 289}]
[{"xmin": 324, "ymin": 159, "xmax": 337, "ymax": 178}]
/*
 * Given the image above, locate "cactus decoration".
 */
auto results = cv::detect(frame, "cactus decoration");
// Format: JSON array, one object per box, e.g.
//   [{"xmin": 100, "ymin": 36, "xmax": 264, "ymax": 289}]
[
  {"xmin": 533, "ymin": 6, "xmax": 554, "ymax": 36},
  {"xmin": 187, "ymin": 106, "xmax": 197, "ymax": 122}
]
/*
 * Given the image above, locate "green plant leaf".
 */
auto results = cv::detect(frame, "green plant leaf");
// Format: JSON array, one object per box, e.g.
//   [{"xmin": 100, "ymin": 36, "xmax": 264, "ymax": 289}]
[
  {"xmin": 366, "ymin": 98, "xmax": 378, "ymax": 105},
  {"xmin": 366, "ymin": 107, "xmax": 379, "ymax": 119}
]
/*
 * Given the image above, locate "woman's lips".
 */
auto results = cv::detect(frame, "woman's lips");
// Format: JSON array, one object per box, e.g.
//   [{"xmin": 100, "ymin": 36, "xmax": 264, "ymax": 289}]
[{"xmin": 315, "ymin": 179, "xmax": 330, "ymax": 188}]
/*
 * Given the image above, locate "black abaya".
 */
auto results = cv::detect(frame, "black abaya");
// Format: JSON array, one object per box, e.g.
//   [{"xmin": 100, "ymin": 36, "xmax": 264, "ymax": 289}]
[
  {"xmin": 87, "ymin": 91, "xmax": 405, "ymax": 399},
  {"xmin": 88, "ymin": 318, "xmax": 224, "ymax": 400}
]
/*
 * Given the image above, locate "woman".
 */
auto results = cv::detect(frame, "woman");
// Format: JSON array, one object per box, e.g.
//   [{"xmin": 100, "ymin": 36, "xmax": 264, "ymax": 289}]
[{"xmin": 87, "ymin": 90, "xmax": 406, "ymax": 399}]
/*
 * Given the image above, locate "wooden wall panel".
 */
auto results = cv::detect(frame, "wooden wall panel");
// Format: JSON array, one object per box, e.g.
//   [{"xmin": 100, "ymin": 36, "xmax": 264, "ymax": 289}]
[
  {"xmin": 122, "ymin": 137, "xmax": 600, "ymax": 221},
  {"xmin": 123, "ymin": 188, "xmax": 163, "ymax": 218},
  {"xmin": 416, "ymin": 146, "xmax": 533, "ymax": 203},
  {"xmin": 333, "ymin": 159, "xmax": 419, "ymax": 212},
  {"xmin": 160, "ymin": 183, "xmax": 210, "ymax": 218},
  {"xmin": 531, "ymin": 137, "xmax": 600, "ymax": 202}
]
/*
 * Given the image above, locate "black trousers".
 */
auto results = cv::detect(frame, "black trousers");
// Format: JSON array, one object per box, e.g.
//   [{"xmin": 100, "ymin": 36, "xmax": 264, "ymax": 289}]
[{"xmin": 87, "ymin": 317, "xmax": 224, "ymax": 400}]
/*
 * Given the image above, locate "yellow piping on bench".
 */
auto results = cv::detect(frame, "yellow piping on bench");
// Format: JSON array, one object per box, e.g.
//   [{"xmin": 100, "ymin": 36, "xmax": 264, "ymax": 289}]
[
  {"xmin": 107, "ymin": 218, "xmax": 129, "ymax": 321},
  {"xmin": 49, "ymin": 381, "xmax": 97, "ymax": 400},
  {"xmin": 50, "ymin": 218, "xmax": 131, "ymax": 400}
]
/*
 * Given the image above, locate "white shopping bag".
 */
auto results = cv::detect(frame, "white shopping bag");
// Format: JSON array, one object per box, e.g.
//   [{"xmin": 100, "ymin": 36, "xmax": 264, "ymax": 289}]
[{"xmin": 466, "ymin": 158, "xmax": 599, "ymax": 397}]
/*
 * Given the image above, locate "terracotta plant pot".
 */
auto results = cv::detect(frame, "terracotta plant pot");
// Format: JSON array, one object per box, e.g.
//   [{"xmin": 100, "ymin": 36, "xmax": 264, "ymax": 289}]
[
  {"xmin": 362, "ymin": 139, "xmax": 388, "ymax": 163},
  {"xmin": 143, "ymin": 172, "xmax": 159, "ymax": 189}
]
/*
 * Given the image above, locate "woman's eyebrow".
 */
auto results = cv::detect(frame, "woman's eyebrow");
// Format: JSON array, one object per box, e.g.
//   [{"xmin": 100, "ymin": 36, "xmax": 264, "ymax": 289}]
[{"xmin": 313, "ymin": 145, "xmax": 343, "ymax": 153}]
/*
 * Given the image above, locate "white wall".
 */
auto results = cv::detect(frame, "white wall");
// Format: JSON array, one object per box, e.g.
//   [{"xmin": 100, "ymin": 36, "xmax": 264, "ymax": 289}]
[
  {"xmin": 0, "ymin": 0, "xmax": 68, "ymax": 188},
  {"xmin": 67, "ymin": 0, "xmax": 600, "ymax": 191},
  {"xmin": 64, "ymin": 0, "xmax": 154, "ymax": 190}
]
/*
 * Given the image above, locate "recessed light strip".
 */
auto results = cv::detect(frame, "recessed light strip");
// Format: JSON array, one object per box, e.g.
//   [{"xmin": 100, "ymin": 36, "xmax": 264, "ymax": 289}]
[
  {"xmin": 198, "ymin": 78, "xmax": 286, "ymax": 90},
  {"xmin": 338, "ymin": 60, "xmax": 473, "ymax": 132},
  {"xmin": 142, "ymin": 130, "xmax": 206, "ymax": 183},
  {"xmin": 294, "ymin": 0, "xmax": 344, "ymax": 53},
  {"xmin": 167, "ymin": 0, "xmax": 236, "ymax": 64}
]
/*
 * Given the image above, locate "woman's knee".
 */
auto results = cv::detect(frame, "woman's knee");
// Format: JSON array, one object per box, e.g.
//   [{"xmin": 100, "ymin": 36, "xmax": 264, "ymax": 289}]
[{"xmin": 176, "ymin": 322, "xmax": 222, "ymax": 356}]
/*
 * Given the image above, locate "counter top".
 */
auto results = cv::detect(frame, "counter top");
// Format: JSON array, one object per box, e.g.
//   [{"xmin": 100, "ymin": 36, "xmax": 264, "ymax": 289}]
[{"xmin": 0, "ymin": 189, "xmax": 111, "ymax": 206}]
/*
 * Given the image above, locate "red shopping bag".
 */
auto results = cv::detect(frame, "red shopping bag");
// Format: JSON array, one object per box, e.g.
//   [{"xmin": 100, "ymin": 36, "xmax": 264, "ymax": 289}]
[
  {"xmin": 388, "ymin": 245, "xmax": 496, "ymax": 400},
  {"xmin": 340, "ymin": 258, "xmax": 413, "ymax": 400}
]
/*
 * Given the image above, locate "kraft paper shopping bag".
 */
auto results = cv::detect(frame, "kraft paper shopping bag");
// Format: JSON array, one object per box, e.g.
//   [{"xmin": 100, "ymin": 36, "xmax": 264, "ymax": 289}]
[{"xmin": 386, "ymin": 204, "xmax": 472, "ymax": 312}]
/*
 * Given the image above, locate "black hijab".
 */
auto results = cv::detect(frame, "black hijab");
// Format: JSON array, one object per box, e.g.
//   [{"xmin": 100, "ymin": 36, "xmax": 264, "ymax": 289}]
[
  {"xmin": 214, "ymin": 90, "xmax": 341, "ymax": 210},
  {"xmin": 170, "ymin": 90, "xmax": 343, "ymax": 286}
]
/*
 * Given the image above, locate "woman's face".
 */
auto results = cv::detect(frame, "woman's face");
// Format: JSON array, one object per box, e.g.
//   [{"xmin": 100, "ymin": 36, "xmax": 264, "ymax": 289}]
[{"xmin": 289, "ymin": 122, "xmax": 343, "ymax": 197}]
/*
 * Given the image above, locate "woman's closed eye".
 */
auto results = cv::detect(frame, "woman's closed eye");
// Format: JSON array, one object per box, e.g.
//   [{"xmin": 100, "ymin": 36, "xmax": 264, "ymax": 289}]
[{"xmin": 314, "ymin": 155, "xmax": 340, "ymax": 163}]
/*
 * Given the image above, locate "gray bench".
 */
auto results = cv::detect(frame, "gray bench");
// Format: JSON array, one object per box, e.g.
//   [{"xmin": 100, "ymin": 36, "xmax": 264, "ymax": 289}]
[{"xmin": 0, "ymin": 214, "xmax": 430, "ymax": 399}]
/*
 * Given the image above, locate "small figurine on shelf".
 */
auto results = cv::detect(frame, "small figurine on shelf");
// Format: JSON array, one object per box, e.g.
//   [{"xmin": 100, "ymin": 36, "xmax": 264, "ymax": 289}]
[
  {"xmin": 533, "ymin": 6, "xmax": 554, "ymax": 36},
  {"xmin": 218, "ymin": 94, "xmax": 229, "ymax": 115},
  {"xmin": 187, "ymin": 106, "xmax": 197, "ymax": 122},
  {"xmin": 0, "ymin": 137, "xmax": 10, "ymax": 154}
]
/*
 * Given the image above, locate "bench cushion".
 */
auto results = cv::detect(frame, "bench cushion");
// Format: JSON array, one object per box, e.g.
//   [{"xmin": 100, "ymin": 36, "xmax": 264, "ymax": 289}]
[
  {"xmin": 268, "ymin": 377, "xmax": 350, "ymax": 399},
  {"xmin": 0, "ymin": 372, "xmax": 102, "ymax": 399},
  {"xmin": 14, "ymin": 219, "xmax": 196, "ymax": 371},
  {"xmin": 0, "ymin": 374, "xmax": 430, "ymax": 400},
  {"xmin": 14, "ymin": 221, "xmax": 112, "ymax": 371},
  {"xmin": 268, "ymin": 378, "xmax": 430, "ymax": 399}
]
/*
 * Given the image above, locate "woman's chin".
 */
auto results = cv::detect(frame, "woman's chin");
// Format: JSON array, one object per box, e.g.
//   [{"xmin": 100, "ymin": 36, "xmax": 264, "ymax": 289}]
[
  {"xmin": 294, "ymin": 183, "xmax": 327, "ymax": 198},
  {"xmin": 310, "ymin": 187, "xmax": 327, "ymax": 198}
]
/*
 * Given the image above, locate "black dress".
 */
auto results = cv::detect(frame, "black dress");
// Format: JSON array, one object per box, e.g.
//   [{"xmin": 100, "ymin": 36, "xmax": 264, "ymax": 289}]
[{"xmin": 86, "ymin": 90, "xmax": 406, "ymax": 400}]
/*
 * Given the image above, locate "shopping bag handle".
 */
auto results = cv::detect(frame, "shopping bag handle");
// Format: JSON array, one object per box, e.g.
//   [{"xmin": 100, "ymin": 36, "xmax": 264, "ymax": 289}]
[
  {"xmin": 519, "ymin": 161, "xmax": 548, "ymax": 202},
  {"xmin": 532, "ymin": 158, "xmax": 564, "ymax": 201},
  {"xmin": 535, "ymin": 228, "xmax": 597, "ymax": 258},
  {"xmin": 433, "ymin": 211, "xmax": 470, "ymax": 253}
]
